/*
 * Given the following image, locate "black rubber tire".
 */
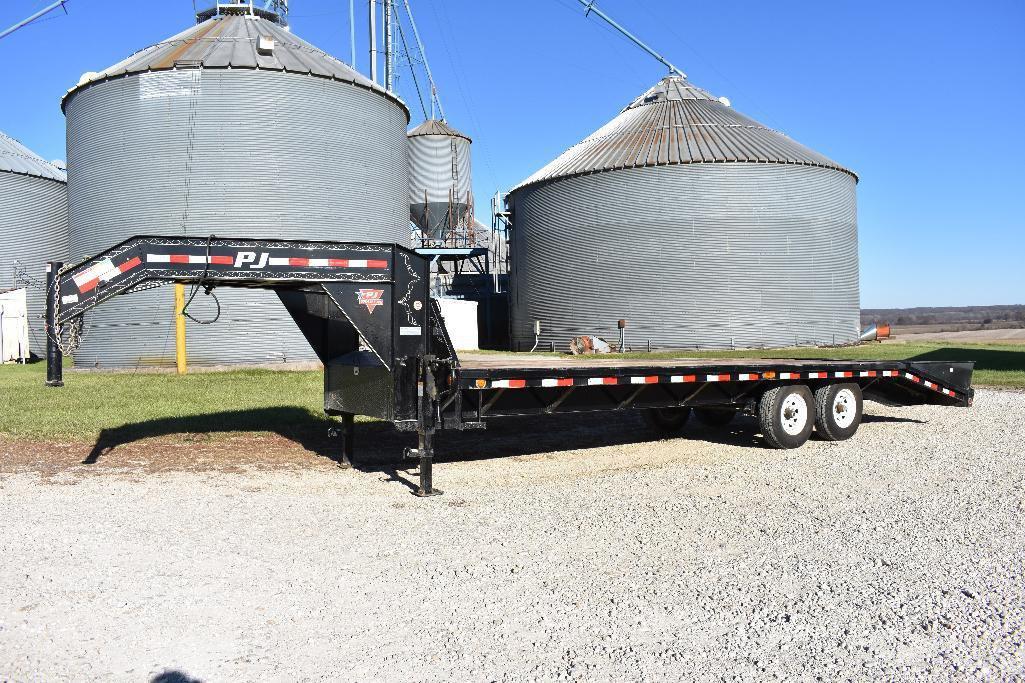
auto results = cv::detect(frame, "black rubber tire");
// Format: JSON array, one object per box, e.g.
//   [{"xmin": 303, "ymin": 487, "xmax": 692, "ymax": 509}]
[
  {"xmin": 813, "ymin": 383, "xmax": 863, "ymax": 441},
  {"xmin": 758, "ymin": 385, "xmax": 814, "ymax": 449},
  {"xmin": 642, "ymin": 407, "xmax": 691, "ymax": 434},
  {"xmin": 692, "ymin": 408, "xmax": 737, "ymax": 427}
]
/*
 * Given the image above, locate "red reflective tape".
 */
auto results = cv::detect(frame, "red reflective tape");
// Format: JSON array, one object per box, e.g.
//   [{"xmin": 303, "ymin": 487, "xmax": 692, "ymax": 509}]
[
  {"xmin": 210, "ymin": 255, "xmax": 233, "ymax": 265},
  {"xmin": 288, "ymin": 257, "xmax": 308, "ymax": 267},
  {"xmin": 367, "ymin": 259, "xmax": 389, "ymax": 269},
  {"xmin": 118, "ymin": 256, "xmax": 142, "ymax": 273},
  {"xmin": 78, "ymin": 278, "xmax": 98, "ymax": 293},
  {"xmin": 807, "ymin": 372, "xmax": 826, "ymax": 379},
  {"xmin": 169, "ymin": 254, "xmax": 190, "ymax": 264},
  {"xmin": 328, "ymin": 259, "xmax": 349, "ymax": 267},
  {"xmin": 507, "ymin": 379, "xmax": 526, "ymax": 389}
]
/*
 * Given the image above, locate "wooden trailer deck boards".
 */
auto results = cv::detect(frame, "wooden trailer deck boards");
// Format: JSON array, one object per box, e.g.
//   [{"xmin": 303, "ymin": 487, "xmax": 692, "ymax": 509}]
[{"xmin": 45, "ymin": 235, "xmax": 975, "ymax": 496}]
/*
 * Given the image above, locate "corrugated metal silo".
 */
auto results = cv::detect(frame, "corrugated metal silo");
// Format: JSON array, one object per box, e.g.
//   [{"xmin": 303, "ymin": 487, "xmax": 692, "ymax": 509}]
[
  {"xmin": 407, "ymin": 119, "xmax": 472, "ymax": 240},
  {"xmin": 507, "ymin": 75, "xmax": 859, "ymax": 350},
  {"xmin": 62, "ymin": 12, "xmax": 410, "ymax": 368},
  {"xmin": 0, "ymin": 131, "xmax": 68, "ymax": 356}
]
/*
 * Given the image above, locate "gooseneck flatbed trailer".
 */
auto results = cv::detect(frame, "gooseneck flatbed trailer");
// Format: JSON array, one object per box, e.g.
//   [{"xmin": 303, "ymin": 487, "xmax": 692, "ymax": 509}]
[{"xmin": 45, "ymin": 236, "xmax": 975, "ymax": 496}]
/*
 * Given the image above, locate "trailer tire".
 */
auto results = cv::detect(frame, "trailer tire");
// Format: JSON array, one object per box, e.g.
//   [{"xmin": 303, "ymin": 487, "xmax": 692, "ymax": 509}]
[
  {"xmin": 693, "ymin": 408, "xmax": 737, "ymax": 427},
  {"xmin": 814, "ymin": 383, "xmax": 863, "ymax": 441},
  {"xmin": 758, "ymin": 385, "xmax": 814, "ymax": 449},
  {"xmin": 642, "ymin": 407, "xmax": 691, "ymax": 434}
]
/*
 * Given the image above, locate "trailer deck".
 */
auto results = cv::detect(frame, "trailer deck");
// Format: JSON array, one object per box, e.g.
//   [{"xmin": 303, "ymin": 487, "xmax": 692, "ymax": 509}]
[{"xmin": 43, "ymin": 235, "xmax": 975, "ymax": 497}]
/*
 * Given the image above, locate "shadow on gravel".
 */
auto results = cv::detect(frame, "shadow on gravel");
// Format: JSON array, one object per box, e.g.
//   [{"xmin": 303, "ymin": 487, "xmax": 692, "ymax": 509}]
[
  {"xmin": 83, "ymin": 406, "xmax": 772, "ymax": 488},
  {"xmin": 862, "ymin": 414, "xmax": 927, "ymax": 425},
  {"xmin": 83, "ymin": 406, "xmax": 349, "ymax": 466},
  {"xmin": 151, "ymin": 671, "xmax": 203, "ymax": 683}
]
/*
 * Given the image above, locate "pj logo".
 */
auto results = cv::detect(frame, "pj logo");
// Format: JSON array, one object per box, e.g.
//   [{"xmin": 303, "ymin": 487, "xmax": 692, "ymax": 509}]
[{"xmin": 357, "ymin": 288, "xmax": 384, "ymax": 314}]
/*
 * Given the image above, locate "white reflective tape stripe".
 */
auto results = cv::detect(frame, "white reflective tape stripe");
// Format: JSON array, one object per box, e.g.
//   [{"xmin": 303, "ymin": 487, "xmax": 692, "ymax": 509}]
[
  {"xmin": 308, "ymin": 258, "xmax": 331, "ymax": 267},
  {"xmin": 859, "ymin": 371, "xmax": 870, "ymax": 377},
  {"xmin": 541, "ymin": 378, "xmax": 558, "ymax": 387},
  {"xmin": 61, "ymin": 294, "xmax": 79, "ymax": 304},
  {"xmin": 737, "ymin": 373, "xmax": 757, "ymax": 381},
  {"xmin": 73, "ymin": 259, "xmax": 115, "ymax": 287},
  {"xmin": 348, "ymin": 259, "xmax": 368, "ymax": 268},
  {"xmin": 146, "ymin": 254, "xmax": 171, "ymax": 263},
  {"xmin": 779, "ymin": 372, "xmax": 799, "ymax": 379},
  {"xmin": 706, "ymin": 374, "xmax": 721, "ymax": 382},
  {"xmin": 669, "ymin": 375, "xmax": 688, "ymax": 383},
  {"xmin": 904, "ymin": 373, "xmax": 915, "ymax": 379},
  {"xmin": 492, "ymin": 380, "xmax": 512, "ymax": 388},
  {"xmin": 268, "ymin": 257, "xmax": 290, "ymax": 266},
  {"xmin": 587, "ymin": 378, "xmax": 603, "ymax": 386}
]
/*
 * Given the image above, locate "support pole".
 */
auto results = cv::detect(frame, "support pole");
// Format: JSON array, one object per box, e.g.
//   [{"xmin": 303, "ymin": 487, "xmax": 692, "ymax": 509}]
[
  {"xmin": 383, "ymin": 0, "xmax": 393, "ymax": 91},
  {"xmin": 368, "ymin": 0, "xmax": 378, "ymax": 83},
  {"xmin": 416, "ymin": 428, "xmax": 436, "ymax": 497},
  {"xmin": 174, "ymin": 283, "xmax": 187, "ymax": 375},
  {"xmin": 341, "ymin": 412, "xmax": 355, "ymax": 467},
  {"xmin": 44, "ymin": 261, "xmax": 63, "ymax": 387},
  {"xmin": 349, "ymin": 0, "xmax": 356, "ymax": 67}
]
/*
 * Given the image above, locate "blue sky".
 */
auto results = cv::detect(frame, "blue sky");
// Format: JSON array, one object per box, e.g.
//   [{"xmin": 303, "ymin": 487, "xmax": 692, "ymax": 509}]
[{"xmin": 2, "ymin": 0, "xmax": 1022, "ymax": 308}]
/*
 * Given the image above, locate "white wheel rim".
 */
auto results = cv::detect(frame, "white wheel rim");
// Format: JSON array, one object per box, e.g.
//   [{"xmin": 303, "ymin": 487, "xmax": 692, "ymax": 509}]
[
  {"xmin": 780, "ymin": 393, "xmax": 808, "ymax": 435},
  {"xmin": 832, "ymin": 388, "xmax": 856, "ymax": 429}
]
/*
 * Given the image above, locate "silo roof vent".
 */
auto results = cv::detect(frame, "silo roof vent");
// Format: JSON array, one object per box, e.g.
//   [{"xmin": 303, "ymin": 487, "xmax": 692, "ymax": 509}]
[{"xmin": 257, "ymin": 35, "xmax": 274, "ymax": 55}]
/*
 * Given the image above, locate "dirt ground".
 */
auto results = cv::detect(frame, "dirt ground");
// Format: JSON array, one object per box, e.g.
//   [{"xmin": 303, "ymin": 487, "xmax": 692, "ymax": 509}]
[{"xmin": 2, "ymin": 391, "xmax": 1024, "ymax": 681}]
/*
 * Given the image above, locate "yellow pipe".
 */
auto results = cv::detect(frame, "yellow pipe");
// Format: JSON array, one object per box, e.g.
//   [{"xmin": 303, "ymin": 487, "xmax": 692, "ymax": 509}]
[{"xmin": 174, "ymin": 283, "xmax": 187, "ymax": 374}]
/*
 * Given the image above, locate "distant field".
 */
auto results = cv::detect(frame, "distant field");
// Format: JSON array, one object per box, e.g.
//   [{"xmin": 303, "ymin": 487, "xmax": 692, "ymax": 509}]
[{"xmin": 1, "ymin": 340, "xmax": 1022, "ymax": 442}]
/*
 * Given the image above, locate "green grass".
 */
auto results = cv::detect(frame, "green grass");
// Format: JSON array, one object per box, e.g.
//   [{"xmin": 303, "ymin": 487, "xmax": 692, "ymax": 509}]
[
  {"xmin": 1, "ymin": 363, "xmax": 329, "ymax": 441},
  {"xmin": 1, "ymin": 340, "xmax": 1021, "ymax": 442}
]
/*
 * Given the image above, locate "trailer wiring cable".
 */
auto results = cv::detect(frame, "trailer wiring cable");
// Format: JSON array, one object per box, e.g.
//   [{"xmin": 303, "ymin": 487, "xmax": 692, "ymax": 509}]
[{"xmin": 179, "ymin": 233, "xmax": 221, "ymax": 325}]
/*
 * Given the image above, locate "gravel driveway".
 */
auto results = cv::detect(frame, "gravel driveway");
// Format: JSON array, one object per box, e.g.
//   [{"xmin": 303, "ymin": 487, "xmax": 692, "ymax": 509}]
[{"xmin": 1, "ymin": 389, "xmax": 1023, "ymax": 681}]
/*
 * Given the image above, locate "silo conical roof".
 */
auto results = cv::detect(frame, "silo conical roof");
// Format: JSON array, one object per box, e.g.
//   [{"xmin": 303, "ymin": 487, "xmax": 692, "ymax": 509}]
[
  {"xmin": 62, "ymin": 14, "xmax": 407, "ymax": 118},
  {"xmin": 407, "ymin": 119, "xmax": 471, "ymax": 142},
  {"xmin": 0, "ymin": 131, "xmax": 66, "ymax": 182},
  {"xmin": 511, "ymin": 74, "xmax": 855, "ymax": 193}
]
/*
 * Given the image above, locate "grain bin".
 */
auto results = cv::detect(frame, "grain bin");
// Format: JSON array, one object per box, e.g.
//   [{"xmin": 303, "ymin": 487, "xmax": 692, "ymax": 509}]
[
  {"xmin": 407, "ymin": 119, "xmax": 472, "ymax": 241},
  {"xmin": 506, "ymin": 75, "xmax": 859, "ymax": 351},
  {"xmin": 62, "ymin": 9, "xmax": 409, "ymax": 368},
  {"xmin": 0, "ymin": 131, "xmax": 67, "ymax": 357}
]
